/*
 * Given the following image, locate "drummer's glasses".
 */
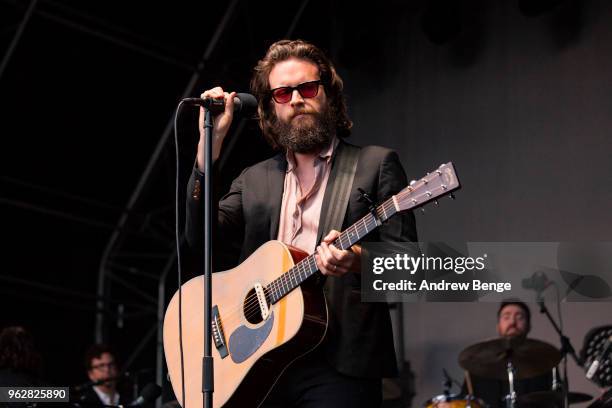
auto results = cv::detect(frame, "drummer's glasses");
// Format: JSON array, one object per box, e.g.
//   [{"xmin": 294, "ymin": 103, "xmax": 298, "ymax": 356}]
[
  {"xmin": 91, "ymin": 361, "xmax": 116, "ymax": 371},
  {"xmin": 270, "ymin": 80, "xmax": 322, "ymax": 104}
]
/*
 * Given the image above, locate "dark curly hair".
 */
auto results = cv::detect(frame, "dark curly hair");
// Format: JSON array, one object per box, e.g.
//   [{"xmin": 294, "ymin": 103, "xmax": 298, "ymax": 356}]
[
  {"xmin": 250, "ymin": 39, "xmax": 352, "ymax": 150},
  {"xmin": 84, "ymin": 343, "xmax": 116, "ymax": 370},
  {"xmin": 0, "ymin": 326, "xmax": 42, "ymax": 375}
]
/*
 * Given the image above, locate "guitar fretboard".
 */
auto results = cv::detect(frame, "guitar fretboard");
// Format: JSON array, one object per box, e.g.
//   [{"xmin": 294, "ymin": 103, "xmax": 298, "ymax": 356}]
[{"xmin": 266, "ymin": 196, "xmax": 398, "ymax": 304}]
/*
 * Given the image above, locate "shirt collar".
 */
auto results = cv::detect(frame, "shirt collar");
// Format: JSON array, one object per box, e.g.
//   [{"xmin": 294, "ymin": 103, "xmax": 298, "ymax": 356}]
[
  {"xmin": 93, "ymin": 386, "xmax": 119, "ymax": 405},
  {"xmin": 285, "ymin": 137, "xmax": 339, "ymax": 173}
]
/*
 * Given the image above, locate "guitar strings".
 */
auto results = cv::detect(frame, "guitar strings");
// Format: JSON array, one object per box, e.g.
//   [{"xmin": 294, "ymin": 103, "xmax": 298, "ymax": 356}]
[
  {"xmin": 216, "ymin": 218, "xmax": 366, "ymax": 324},
  {"xmin": 219, "ymin": 194, "xmax": 411, "ymax": 323},
  {"xmin": 216, "ymin": 205, "xmax": 392, "ymax": 324},
  {"xmin": 233, "ymin": 173, "xmax": 445, "ymax": 321},
  {"xmin": 224, "ymin": 175, "xmax": 449, "ymax": 324},
  {"xmin": 218, "ymin": 212, "xmax": 377, "ymax": 323},
  {"xmin": 216, "ymin": 183, "xmax": 439, "ymax": 325}
]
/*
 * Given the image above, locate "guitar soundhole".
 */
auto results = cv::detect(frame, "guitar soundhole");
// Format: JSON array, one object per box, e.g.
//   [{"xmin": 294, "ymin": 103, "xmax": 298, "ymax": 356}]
[{"xmin": 244, "ymin": 288, "xmax": 264, "ymax": 324}]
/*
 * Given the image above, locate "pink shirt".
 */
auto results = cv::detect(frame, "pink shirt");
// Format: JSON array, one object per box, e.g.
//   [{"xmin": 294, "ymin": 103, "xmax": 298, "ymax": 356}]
[{"xmin": 276, "ymin": 138, "xmax": 339, "ymax": 254}]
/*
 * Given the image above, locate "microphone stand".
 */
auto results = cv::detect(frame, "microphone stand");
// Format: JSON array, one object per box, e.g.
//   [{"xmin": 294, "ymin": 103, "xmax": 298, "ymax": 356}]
[
  {"xmin": 69, "ymin": 403, "xmax": 124, "ymax": 408},
  {"xmin": 202, "ymin": 109, "xmax": 214, "ymax": 408},
  {"xmin": 536, "ymin": 291, "xmax": 583, "ymax": 408}
]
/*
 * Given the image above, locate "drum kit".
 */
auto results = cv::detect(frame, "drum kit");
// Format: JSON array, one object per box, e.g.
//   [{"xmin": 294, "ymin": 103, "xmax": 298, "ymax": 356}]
[{"xmin": 424, "ymin": 336, "xmax": 602, "ymax": 408}]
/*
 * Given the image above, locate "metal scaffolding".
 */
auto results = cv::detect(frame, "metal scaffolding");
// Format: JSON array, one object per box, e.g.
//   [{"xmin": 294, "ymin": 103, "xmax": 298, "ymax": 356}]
[{"xmin": 1, "ymin": 1, "xmax": 310, "ymax": 406}]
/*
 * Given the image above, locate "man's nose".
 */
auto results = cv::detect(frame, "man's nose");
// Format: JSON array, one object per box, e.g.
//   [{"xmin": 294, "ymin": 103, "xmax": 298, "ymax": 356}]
[{"xmin": 289, "ymin": 89, "xmax": 304, "ymax": 106}]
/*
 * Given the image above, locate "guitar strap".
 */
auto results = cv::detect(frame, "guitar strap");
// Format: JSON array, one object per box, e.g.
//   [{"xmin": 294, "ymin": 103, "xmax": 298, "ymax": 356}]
[{"xmin": 316, "ymin": 142, "xmax": 360, "ymax": 246}]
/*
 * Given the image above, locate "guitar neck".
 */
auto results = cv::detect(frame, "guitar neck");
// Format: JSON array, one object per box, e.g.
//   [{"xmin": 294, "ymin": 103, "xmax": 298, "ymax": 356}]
[
  {"xmin": 267, "ymin": 196, "xmax": 398, "ymax": 304},
  {"xmin": 265, "ymin": 162, "xmax": 460, "ymax": 304}
]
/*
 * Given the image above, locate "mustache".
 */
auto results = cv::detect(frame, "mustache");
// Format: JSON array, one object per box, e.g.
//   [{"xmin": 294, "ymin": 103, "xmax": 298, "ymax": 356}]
[{"xmin": 291, "ymin": 110, "xmax": 317, "ymax": 119}]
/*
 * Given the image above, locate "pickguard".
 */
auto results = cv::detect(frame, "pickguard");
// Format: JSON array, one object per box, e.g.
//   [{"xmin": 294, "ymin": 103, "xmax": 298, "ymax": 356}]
[{"xmin": 228, "ymin": 312, "xmax": 274, "ymax": 363}]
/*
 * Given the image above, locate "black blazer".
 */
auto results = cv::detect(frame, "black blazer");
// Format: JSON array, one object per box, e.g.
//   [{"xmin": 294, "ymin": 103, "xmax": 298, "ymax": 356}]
[{"xmin": 185, "ymin": 140, "xmax": 417, "ymax": 378}]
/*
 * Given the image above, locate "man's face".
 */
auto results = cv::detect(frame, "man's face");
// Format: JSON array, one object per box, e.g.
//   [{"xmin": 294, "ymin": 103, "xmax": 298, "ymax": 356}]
[
  {"xmin": 87, "ymin": 352, "xmax": 118, "ymax": 386},
  {"xmin": 268, "ymin": 58, "xmax": 334, "ymax": 153},
  {"xmin": 497, "ymin": 304, "xmax": 529, "ymax": 338},
  {"xmin": 269, "ymin": 58, "xmax": 327, "ymax": 125}
]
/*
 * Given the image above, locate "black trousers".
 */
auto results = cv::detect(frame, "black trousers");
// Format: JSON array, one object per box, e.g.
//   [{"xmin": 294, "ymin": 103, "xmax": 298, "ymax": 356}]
[{"xmin": 260, "ymin": 349, "xmax": 382, "ymax": 408}]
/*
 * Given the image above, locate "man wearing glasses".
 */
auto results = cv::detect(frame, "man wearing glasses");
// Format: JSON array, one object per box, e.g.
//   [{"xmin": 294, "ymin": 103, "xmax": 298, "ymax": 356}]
[
  {"xmin": 186, "ymin": 39, "xmax": 417, "ymax": 407},
  {"xmin": 79, "ymin": 344, "xmax": 123, "ymax": 406}
]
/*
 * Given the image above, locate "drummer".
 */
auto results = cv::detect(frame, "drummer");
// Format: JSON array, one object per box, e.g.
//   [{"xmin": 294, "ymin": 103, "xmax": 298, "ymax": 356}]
[{"xmin": 463, "ymin": 300, "xmax": 553, "ymax": 407}]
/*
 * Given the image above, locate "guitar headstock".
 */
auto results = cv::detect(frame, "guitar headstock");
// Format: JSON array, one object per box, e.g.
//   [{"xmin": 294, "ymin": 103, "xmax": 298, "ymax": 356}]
[{"xmin": 393, "ymin": 162, "xmax": 461, "ymax": 212}]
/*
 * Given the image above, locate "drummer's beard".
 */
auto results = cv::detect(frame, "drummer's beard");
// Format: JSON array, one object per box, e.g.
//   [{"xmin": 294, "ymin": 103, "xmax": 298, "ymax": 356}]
[{"xmin": 502, "ymin": 326, "xmax": 526, "ymax": 338}]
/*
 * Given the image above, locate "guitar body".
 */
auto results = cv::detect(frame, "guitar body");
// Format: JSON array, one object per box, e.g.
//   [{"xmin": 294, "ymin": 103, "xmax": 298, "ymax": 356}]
[{"xmin": 163, "ymin": 240, "xmax": 328, "ymax": 408}]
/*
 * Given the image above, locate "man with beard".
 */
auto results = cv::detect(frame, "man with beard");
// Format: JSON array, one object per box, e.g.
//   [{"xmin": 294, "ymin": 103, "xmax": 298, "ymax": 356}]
[
  {"xmin": 460, "ymin": 301, "xmax": 555, "ymax": 408},
  {"xmin": 185, "ymin": 39, "xmax": 417, "ymax": 407}
]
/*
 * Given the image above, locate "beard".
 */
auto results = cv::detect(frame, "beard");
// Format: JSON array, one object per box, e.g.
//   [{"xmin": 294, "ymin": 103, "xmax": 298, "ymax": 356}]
[{"xmin": 270, "ymin": 104, "xmax": 336, "ymax": 154}]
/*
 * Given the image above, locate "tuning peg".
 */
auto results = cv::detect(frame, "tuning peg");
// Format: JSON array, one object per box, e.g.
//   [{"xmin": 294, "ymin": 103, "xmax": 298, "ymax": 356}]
[
  {"xmin": 410, "ymin": 180, "xmax": 417, "ymax": 186},
  {"xmin": 434, "ymin": 200, "xmax": 439, "ymax": 205},
  {"xmin": 450, "ymin": 193, "xmax": 456, "ymax": 200},
  {"xmin": 421, "ymin": 207, "xmax": 426, "ymax": 214}
]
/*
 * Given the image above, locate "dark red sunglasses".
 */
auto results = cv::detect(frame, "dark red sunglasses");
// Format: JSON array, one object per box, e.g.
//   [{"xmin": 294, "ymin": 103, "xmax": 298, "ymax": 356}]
[{"xmin": 270, "ymin": 80, "xmax": 322, "ymax": 104}]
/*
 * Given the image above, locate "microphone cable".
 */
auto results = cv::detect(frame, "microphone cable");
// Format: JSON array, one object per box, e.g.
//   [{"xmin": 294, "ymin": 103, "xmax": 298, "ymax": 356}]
[{"xmin": 173, "ymin": 100, "xmax": 188, "ymax": 408}]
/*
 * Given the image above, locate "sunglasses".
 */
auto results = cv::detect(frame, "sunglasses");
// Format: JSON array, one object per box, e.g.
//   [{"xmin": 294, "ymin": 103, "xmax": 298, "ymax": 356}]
[{"xmin": 270, "ymin": 80, "xmax": 322, "ymax": 104}]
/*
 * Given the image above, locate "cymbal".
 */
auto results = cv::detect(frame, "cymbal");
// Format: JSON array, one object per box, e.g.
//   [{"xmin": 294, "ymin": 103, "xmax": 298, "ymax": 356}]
[
  {"xmin": 518, "ymin": 391, "xmax": 593, "ymax": 407},
  {"xmin": 458, "ymin": 337, "xmax": 561, "ymax": 380}
]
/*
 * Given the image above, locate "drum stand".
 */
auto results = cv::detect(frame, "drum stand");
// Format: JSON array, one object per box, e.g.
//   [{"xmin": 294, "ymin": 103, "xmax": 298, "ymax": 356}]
[
  {"xmin": 504, "ymin": 359, "xmax": 517, "ymax": 408},
  {"xmin": 538, "ymin": 298, "xmax": 583, "ymax": 408},
  {"xmin": 465, "ymin": 394, "xmax": 478, "ymax": 408},
  {"xmin": 463, "ymin": 369, "xmax": 477, "ymax": 408}
]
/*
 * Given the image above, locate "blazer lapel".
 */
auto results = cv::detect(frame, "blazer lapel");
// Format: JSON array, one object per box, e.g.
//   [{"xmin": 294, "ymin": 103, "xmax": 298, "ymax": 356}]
[{"xmin": 267, "ymin": 153, "xmax": 287, "ymax": 240}]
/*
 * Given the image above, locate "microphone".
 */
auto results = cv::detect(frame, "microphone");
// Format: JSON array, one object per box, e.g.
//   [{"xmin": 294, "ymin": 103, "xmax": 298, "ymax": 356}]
[
  {"xmin": 72, "ymin": 371, "xmax": 133, "ymax": 393},
  {"xmin": 72, "ymin": 376, "xmax": 120, "ymax": 393},
  {"xmin": 127, "ymin": 383, "xmax": 162, "ymax": 406},
  {"xmin": 182, "ymin": 93, "xmax": 257, "ymax": 116},
  {"xmin": 522, "ymin": 271, "xmax": 551, "ymax": 293},
  {"xmin": 72, "ymin": 379, "xmax": 100, "ymax": 393},
  {"xmin": 586, "ymin": 336, "xmax": 612, "ymax": 380}
]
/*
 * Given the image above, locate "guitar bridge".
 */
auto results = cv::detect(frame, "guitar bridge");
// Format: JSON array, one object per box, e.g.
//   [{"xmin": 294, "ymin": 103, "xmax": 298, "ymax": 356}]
[
  {"xmin": 212, "ymin": 305, "xmax": 229, "ymax": 359},
  {"xmin": 254, "ymin": 283, "xmax": 270, "ymax": 320}
]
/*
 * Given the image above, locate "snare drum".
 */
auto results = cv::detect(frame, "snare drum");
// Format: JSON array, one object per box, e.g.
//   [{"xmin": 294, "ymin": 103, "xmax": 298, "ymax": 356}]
[{"xmin": 425, "ymin": 394, "xmax": 486, "ymax": 408}]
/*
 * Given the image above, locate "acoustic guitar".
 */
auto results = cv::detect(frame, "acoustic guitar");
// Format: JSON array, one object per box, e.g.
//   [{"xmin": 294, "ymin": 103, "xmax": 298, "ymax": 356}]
[{"xmin": 164, "ymin": 162, "xmax": 460, "ymax": 407}]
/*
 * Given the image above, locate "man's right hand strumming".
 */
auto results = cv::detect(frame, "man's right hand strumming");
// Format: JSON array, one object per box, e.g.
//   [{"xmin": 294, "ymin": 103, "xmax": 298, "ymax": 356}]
[{"xmin": 197, "ymin": 87, "xmax": 237, "ymax": 171}]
